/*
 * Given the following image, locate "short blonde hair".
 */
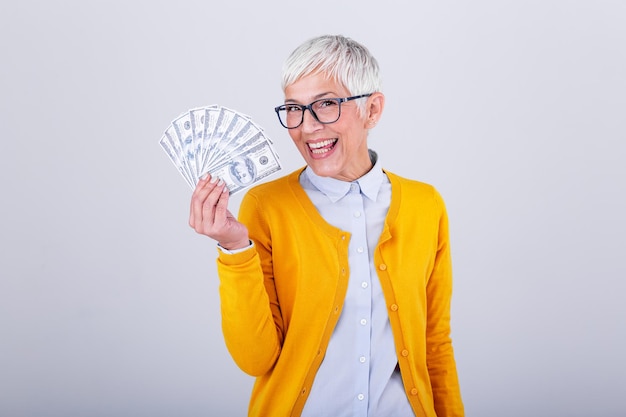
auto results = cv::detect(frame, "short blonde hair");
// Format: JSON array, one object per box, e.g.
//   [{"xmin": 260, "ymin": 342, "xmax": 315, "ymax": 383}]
[{"xmin": 281, "ymin": 35, "xmax": 382, "ymax": 114}]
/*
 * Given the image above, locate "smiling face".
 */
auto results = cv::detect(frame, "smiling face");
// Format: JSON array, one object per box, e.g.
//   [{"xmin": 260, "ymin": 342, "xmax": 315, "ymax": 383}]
[{"xmin": 284, "ymin": 72, "xmax": 384, "ymax": 182}]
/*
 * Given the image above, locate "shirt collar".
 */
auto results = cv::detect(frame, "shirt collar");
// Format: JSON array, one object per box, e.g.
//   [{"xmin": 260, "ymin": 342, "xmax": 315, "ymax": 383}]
[{"xmin": 303, "ymin": 150, "xmax": 385, "ymax": 203}]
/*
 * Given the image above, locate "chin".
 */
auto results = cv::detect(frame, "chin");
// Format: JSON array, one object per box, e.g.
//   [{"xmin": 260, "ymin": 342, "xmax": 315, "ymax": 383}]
[{"xmin": 308, "ymin": 162, "xmax": 341, "ymax": 178}]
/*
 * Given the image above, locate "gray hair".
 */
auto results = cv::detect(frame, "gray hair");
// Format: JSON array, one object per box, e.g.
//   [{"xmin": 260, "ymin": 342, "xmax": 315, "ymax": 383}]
[{"xmin": 281, "ymin": 35, "xmax": 382, "ymax": 114}]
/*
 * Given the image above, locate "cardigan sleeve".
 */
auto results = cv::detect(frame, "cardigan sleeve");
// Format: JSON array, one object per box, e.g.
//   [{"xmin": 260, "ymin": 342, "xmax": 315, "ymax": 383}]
[
  {"xmin": 217, "ymin": 192, "xmax": 284, "ymax": 377},
  {"xmin": 425, "ymin": 189, "xmax": 464, "ymax": 416}
]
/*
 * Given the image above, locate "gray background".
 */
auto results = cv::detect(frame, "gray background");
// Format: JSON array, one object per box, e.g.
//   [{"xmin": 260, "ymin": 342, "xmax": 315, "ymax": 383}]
[{"xmin": 1, "ymin": 1, "xmax": 624, "ymax": 416}]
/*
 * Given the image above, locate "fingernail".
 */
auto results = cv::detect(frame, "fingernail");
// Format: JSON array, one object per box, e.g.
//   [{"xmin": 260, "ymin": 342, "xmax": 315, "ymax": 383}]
[
  {"xmin": 217, "ymin": 178, "xmax": 224, "ymax": 186},
  {"xmin": 210, "ymin": 175, "xmax": 219, "ymax": 184},
  {"xmin": 200, "ymin": 172, "xmax": 208, "ymax": 181}
]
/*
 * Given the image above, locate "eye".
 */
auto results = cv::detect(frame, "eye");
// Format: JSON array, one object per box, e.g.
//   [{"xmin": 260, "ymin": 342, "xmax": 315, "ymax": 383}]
[
  {"xmin": 285, "ymin": 104, "xmax": 303, "ymax": 113},
  {"xmin": 316, "ymin": 99, "xmax": 338, "ymax": 109}
]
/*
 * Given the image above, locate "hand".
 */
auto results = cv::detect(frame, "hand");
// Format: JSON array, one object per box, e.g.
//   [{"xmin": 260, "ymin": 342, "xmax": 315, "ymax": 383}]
[{"xmin": 189, "ymin": 173, "xmax": 250, "ymax": 250}]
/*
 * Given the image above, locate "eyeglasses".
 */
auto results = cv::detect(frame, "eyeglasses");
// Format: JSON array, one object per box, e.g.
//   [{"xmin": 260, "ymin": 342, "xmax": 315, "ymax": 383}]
[{"xmin": 274, "ymin": 93, "xmax": 372, "ymax": 129}]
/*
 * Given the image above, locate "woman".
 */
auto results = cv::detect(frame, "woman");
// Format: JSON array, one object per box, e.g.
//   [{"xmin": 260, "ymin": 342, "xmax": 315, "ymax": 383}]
[{"xmin": 189, "ymin": 34, "xmax": 464, "ymax": 417}]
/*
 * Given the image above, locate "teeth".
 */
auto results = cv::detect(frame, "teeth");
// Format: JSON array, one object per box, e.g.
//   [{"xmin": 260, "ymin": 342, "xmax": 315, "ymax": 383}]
[{"xmin": 308, "ymin": 139, "xmax": 337, "ymax": 154}]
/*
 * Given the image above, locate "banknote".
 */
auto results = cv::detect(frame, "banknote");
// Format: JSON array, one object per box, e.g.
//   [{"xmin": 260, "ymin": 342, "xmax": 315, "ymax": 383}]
[
  {"xmin": 207, "ymin": 138, "xmax": 282, "ymax": 195},
  {"xmin": 209, "ymin": 120, "xmax": 255, "ymax": 168},
  {"xmin": 163, "ymin": 124, "xmax": 195, "ymax": 187},
  {"xmin": 199, "ymin": 106, "xmax": 222, "ymax": 176},
  {"xmin": 159, "ymin": 105, "xmax": 282, "ymax": 194},
  {"xmin": 171, "ymin": 111, "xmax": 199, "ymax": 182},
  {"xmin": 159, "ymin": 133, "xmax": 194, "ymax": 189},
  {"xmin": 212, "ymin": 129, "xmax": 270, "ymax": 169},
  {"xmin": 189, "ymin": 107, "xmax": 209, "ymax": 177},
  {"xmin": 205, "ymin": 109, "xmax": 251, "ymax": 169},
  {"xmin": 190, "ymin": 105, "xmax": 223, "ymax": 177},
  {"xmin": 199, "ymin": 106, "xmax": 232, "ymax": 172}
]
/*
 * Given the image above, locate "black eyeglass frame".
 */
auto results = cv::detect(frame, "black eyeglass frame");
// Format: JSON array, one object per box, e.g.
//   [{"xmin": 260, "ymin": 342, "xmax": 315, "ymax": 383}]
[{"xmin": 274, "ymin": 93, "xmax": 373, "ymax": 129}]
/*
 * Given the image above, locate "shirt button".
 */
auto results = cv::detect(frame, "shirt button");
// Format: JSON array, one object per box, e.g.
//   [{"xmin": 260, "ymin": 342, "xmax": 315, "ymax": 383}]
[
  {"xmin": 360, "ymin": 319, "xmax": 367, "ymax": 325},
  {"xmin": 361, "ymin": 282, "xmax": 368, "ymax": 289},
  {"xmin": 354, "ymin": 211, "xmax": 361, "ymax": 218},
  {"xmin": 379, "ymin": 264, "xmax": 387, "ymax": 271},
  {"xmin": 357, "ymin": 247, "xmax": 364, "ymax": 253},
  {"xmin": 357, "ymin": 394, "xmax": 365, "ymax": 401},
  {"xmin": 359, "ymin": 356, "xmax": 366, "ymax": 363}
]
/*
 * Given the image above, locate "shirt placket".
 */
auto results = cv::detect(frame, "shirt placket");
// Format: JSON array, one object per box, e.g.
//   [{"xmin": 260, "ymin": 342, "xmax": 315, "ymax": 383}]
[{"xmin": 347, "ymin": 182, "xmax": 372, "ymax": 416}]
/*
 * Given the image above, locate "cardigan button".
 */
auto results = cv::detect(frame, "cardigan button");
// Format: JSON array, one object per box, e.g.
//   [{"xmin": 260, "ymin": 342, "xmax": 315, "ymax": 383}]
[
  {"xmin": 390, "ymin": 304, "xmax": 398, "ymax": 312},
  {"xmin": 379, "ymin": 264, "xmax": 387, "ymax": 271},
  {"xmin": 401, "ymin": 349, "xmax": 409, "ymax": 357},
  {"xmin": 410, "ymin": 388, "xmax": 418, "ymax": 396}
]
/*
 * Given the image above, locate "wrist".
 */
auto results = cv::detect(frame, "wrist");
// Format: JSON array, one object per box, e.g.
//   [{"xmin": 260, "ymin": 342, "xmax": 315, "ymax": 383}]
[{"xmin": 218, "ymin": 238, "xmax": 251, "ymax": 251}]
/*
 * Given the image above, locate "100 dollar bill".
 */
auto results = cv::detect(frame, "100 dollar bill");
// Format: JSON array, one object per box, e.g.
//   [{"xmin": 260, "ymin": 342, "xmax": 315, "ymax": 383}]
[{"xmin": 207, "ymin": 138, "xmax": 282, "ymax": 195}]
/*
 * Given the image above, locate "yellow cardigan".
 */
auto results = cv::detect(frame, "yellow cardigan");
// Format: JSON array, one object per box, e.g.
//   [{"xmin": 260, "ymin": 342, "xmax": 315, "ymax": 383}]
[{"xmin": 217, "ymin": 168, "xmax": 464, "ymax": 417}]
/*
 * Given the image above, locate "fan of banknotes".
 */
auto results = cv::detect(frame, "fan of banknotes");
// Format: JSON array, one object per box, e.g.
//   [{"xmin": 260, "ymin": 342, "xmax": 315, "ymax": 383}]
[{"xmin": 159, "ymin": 105, "xmax": 282, "ymax": 194}]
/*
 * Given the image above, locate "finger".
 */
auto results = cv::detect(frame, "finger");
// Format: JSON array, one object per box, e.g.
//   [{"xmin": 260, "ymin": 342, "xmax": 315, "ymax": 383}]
[
  {"xmin": 197, "ymin": 177, "xmax": 226, "ymax": 232},
  {"xmin": 189, "ymin": 177, "xmax": 206, "ymax": 227},
  {"xmin": 213, "ymin": 182, "xmax": 231, "ymax": 226},
  {"xmin": 189, "ymin": 174, "xmax": 219, "ymax": 229},
  {"xmin": 190, "ymin": 176, "xmax": 210, "ymax": 227}
]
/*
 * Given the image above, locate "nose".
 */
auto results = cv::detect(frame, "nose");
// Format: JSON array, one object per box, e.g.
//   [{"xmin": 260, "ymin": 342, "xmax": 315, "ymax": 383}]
[{"xmin": 301, "ymin": 108, "xmax": 322, "ymax": 133}]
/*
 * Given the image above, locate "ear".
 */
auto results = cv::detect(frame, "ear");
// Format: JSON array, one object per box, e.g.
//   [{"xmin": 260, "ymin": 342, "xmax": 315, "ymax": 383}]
[{"xmin": 364, "ymin": 92, "xmax": 385, "ymax": 128}]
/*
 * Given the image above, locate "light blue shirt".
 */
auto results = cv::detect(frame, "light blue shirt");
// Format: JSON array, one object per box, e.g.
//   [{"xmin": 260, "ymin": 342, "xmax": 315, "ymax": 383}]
[{"xmin": 300, "ymin": 151, "xmax": 415, "ymax": 417}]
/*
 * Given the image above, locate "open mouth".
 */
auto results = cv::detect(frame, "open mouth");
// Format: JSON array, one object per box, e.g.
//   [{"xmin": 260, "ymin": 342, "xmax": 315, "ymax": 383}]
[{"xmin": 308, "ymin": 139, "xmax": 338, "ymax": 155}]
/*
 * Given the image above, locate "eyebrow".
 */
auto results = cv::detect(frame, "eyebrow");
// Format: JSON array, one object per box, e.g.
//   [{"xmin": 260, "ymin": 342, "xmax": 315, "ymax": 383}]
[{"xmin": 284, "ymin": 91, "xmax": 337, "ymax": 104}]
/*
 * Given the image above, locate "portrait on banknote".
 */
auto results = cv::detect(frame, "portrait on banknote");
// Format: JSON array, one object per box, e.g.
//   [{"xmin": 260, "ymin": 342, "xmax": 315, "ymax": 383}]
[{"xmin": 229, "ymin": 157, "xmax": 256, "ymax": 187}]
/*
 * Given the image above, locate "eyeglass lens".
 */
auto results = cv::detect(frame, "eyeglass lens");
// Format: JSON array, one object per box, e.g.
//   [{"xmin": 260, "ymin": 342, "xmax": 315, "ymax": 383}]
[{"xmin": 279, "ymin": 98, "xmax": 341, "ymax": 128}]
